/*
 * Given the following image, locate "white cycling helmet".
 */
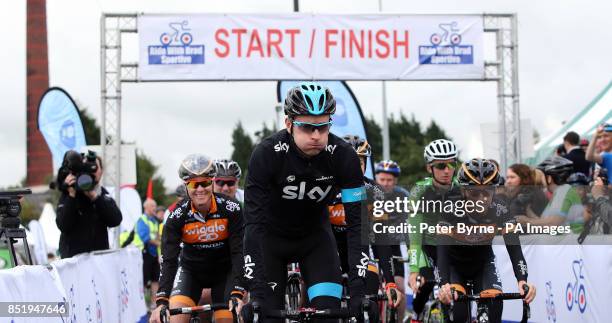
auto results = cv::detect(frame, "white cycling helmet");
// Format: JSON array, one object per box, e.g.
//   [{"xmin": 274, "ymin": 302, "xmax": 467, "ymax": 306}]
[{"xmin": 424, "ymin": 139, "xmax": 458, "ymax": 163}]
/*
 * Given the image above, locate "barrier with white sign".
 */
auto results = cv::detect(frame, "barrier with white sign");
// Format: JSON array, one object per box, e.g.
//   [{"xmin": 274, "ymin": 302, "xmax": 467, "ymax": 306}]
[{"xmin": 0, "ymin": 248, "xmax": 147, "ymax": 323}]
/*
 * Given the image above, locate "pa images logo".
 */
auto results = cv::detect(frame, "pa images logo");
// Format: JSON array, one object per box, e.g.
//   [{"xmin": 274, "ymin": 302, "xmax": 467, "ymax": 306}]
[
  {"xmin": 148, "ymin": 20, "xmax": 205, "ymax": 65},
  {"xmin": 419, "ymin": 21, "xmax": 474, "ymax": 65}
]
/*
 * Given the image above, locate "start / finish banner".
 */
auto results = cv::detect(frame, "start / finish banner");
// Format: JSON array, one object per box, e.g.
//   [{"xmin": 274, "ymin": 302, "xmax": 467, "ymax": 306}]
[{"xmin": 138, "ymin": 14, "xmax": 484, "ymax": 81}]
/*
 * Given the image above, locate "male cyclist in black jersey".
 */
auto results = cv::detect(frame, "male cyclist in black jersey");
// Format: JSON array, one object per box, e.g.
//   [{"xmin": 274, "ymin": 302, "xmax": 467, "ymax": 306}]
[
  {"xmin": 151, "ymin": 154, "xmax": 246, "ymax": 323},
  {"xmin": 436, "ymin": 158, "xmax": 536, "ymax": 323},
  {"xmin": 374, "ymin": 160, "xmax": 409, "ymax": 321},
  {"xmin": 328, "ymin": 135, "xmax": 402, "ymax": 306},
  {"xmin": 242, "ymin": 82, "xmax": 375, "ymax": 322},
  {"xmin": 407, "ymin": 139, "xmax": 458, "ymax": 323},
  {"xmin": 214, "ymin": 159, "xmax": 244, "ymax": 205}
]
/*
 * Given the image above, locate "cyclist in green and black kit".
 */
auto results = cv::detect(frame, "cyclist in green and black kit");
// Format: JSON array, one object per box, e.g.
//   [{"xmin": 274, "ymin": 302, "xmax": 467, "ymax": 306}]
[{"xmin": 407, "ymin": 139, "xmax": 458, "ymax": 323}]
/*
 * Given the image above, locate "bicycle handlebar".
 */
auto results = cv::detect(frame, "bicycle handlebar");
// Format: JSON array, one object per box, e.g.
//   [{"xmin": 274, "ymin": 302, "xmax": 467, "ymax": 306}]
[
  {"xmin": 167, "ymin": 303, "xmax": 229, "ymax": 316},
  {"xmin": 264, "ymin": 308, "xmax": 352, "ymax": 319}
]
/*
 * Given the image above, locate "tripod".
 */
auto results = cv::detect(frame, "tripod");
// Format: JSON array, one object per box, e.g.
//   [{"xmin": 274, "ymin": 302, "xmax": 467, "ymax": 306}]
[
  {"xmin": 0, "ymin": 189, "xmax": 33, "ymax": 267},
  {"xmin": 0, "ymin": 226, "xmax": 33, "ymax": 267}
]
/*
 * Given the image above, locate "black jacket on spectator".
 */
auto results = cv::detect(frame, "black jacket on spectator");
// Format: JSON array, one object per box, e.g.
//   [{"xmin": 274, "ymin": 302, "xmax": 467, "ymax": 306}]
[
  {"xmin": 564, "ymin": 147, "xmax": 591, "ymax": 176},
  {"xmin": 56, "ymin": 187, "xmax": 122, "ymax": 258}
]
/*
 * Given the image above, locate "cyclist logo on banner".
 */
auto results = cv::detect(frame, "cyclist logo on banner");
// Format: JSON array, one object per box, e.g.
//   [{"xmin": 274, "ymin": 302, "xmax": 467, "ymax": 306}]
[
  {"xmin": 148, "ymin": 20, "xmax": 205, "ymax": 65},
  {"xmin": 565, "ymin": 259, "xmax": 587, "ymax": 313},
  {"xmin": 419, "ymin": 21, "xmax": 474, "ymax": 65},
  {"xmin": 545, "ymin": 281, "xmax": 556, "ymax": 323}
]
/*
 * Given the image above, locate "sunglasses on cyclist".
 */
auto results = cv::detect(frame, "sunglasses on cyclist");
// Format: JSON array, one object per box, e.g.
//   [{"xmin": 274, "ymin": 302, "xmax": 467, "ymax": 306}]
[
  {"xmin": 292, "ymin": 120, "xmax": 333, "ymax": 133},
  {"xmin": 431, "ymin": 162, "xmax": 457, "ymax": 170},
  {"xmin": 214, "ymin": 179, "xmax": 237, "ymax": 187},
  {"xmin": 185, "ymin": 178, "xmax": 213, "ymax": 189},
  {"xmin": 462, "ymin": 187, "xmax": 495, "ymax": 199}
]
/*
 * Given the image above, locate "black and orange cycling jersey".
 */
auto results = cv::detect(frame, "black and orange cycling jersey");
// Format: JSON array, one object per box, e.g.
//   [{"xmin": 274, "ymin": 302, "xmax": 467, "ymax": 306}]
[
  {"xmin": 436, "ymin": 193, "xmax": 528, "ymax": 286},
  {"xmin": 156, "ymin": 194, "xmax": 245, "ymax": 307}
]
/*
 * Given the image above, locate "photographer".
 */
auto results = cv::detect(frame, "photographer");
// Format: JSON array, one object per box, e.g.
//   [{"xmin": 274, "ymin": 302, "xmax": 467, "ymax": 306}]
[{"xmin": 55, "ymin": 150, "xmax": 122, "ymax": 258}]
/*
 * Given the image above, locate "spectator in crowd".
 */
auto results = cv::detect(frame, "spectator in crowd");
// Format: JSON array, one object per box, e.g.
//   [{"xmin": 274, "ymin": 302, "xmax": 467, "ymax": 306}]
[
  {"xmin": 505, "ymin": 164, "xmax": 548, "ymax": 218},
  {"xmin": 516, "ymin": 156, "xmax": 585, "ymax": 233},
  {"xmin": 56, "ymin": 151, "xmax": 122, "ymax": 258},
  {"xmin": 135, "ymin": 198, "xmax": 162, "ymax": 309},
  {"xmin": 586, "ymin": 123, "xmax": 612, "ymax": 183},
  {"xmin": 588, "ymin": 175, "xmax": 612, "ymax": 234},
  {"xmin": 580, "ymin": 138, "xmax": 589, "ymax": 151},
  {"xmin": 563, "ymin": 131, "xmax": 592, "ymax": 176}
]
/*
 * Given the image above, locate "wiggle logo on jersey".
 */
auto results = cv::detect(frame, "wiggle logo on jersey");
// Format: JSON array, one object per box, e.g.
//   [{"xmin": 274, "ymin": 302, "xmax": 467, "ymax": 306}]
[
  {"xmin": 182, "ymin": 219, "xmax": 229, "ymax": 243},
  {"xmin": 274, "ymin": 141, "xmax": 289, "ymax": 153},
  {"xmin": 328, "ymin": 204, "xmax": 346, "ymax": 226},
  {"xmin": 282, "ymin": 182, "xmax": 332, "ymax": 202}
]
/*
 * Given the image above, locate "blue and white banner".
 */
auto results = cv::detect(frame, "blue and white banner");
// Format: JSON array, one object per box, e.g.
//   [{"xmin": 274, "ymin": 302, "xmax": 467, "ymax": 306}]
[
  {"xmin": 278, "ymin": 81, "xmax": 374, "ymax": 178},
  {"xmin": 138, "ymin": 14, "xmax": 484, "ymax": 81},
  {"xmin": 37, "ymin": 87, "xmax": 87, "ymax": 172}
]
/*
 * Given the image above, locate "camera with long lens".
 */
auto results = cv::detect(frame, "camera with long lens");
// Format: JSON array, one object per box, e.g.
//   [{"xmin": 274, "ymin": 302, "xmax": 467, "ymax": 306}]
[
  {"xmin": 56, "ymin": 150, "xmax": 99, "ymax": 192},
  {"xmin": 0, "ymin": 189, "xmax": 33, "ymax": 266}
]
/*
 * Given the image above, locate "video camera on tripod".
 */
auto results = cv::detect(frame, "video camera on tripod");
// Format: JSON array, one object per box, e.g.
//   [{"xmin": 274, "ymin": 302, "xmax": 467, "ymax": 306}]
[{"xmin": 0, "ymin": 189, "xmax": 33, "ymax": 267}]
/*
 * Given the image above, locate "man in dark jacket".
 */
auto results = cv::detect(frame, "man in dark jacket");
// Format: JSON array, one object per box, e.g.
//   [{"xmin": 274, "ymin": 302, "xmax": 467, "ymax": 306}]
[
  {"xmin": 563, "ymin": 131, "xmax": 592, "ymax": 176},
  {"xmin": 56, "ymin": 155, "xmax": 122, "ymax": 258}
]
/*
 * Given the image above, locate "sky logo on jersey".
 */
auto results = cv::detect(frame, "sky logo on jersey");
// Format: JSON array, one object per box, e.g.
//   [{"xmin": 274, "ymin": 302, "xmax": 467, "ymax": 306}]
[
  {"xmin": 274, "ymin": 141, "xmax": 289, "ymax": 153},
  {"xmin": 244, "ymin": 255, "xmax": 255, "ymax": 280},
  {"xmin": 419, "ymin": 21, "xmax": 474, "ymax": 65},
  {"xmin": 325, "ymin": 144, "xmax": 337, "ymax": 154},
  {"xmin": 182, "ymin": 219, "xmax": 229, "ymax": 243},
  {"xmin": 282, "ymin": 182, "xmax": 332, "ymax": 202},
  {"xmin": 149, "ymin": 20, "xmax": 205, "ymax": 65},
  {"xmin": 357, "ymin": 252, "xmax": 370, "ymax": 277}
]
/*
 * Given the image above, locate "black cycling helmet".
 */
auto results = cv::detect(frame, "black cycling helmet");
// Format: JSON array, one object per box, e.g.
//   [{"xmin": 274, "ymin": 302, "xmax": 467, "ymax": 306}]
[
  {"xmin": 178, "ymin": 154, "xmax": 216, "ymax": 181},
  {"xmin": 284, "ymin": 82, "xmax": 336, "ymax": 117},
  {"xmin": 175, "ymin": 184, "xmax": 187, "ymax": 199},
  {"xmin": 342, "ymin": 135, "xmax": 372, "ymax": 157},
  {"xmin": 457, "ymin": 158, "xmax": 502, "ymax": 186},
  {"xmin": 214, "ymin": 159, "xmax": 242, "ymax": 179},
  {"xmin": 536, "ymin": 156, "xmax": 573, "ymax": 185},
  {"xmin": 375, "ymin": 160, "xmax": 401, "ymax": 177},
  {"xmin": 536, "ymin": 156, "xmax": 573, "ymax": 175},
  {"xmin": 567, "ymin": 172, "xmax": 589, "ymax": 186}
]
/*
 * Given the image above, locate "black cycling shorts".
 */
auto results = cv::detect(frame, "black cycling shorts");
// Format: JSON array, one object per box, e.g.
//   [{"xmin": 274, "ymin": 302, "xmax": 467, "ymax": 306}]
[
  {"xmin": 445, "ymin": 257, "xmax": 503, "ymax": 323},
  {"xmin": 170, "ymin": 263, "xmax": 232, "ymax": 307},
  {"xmin": 262, "ymin": 225, "xmax": 342, "ymax": 319},
  {"xmin": 390, "ymin": 245, "xmax": 405, "ymax": 277}
]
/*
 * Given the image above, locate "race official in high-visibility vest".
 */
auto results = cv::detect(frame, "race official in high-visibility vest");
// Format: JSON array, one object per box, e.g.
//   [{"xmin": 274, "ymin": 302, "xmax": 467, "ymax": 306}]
[{"xmin": 136, "ymin": 198, "xmax": 163, "ymax": 309}]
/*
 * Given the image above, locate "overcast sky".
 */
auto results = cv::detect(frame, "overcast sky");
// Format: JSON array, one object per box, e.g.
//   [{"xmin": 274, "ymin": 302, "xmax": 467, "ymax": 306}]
[{"xmin": 1, "ymin": 0, "xmax": 610, "ymax": 190}]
